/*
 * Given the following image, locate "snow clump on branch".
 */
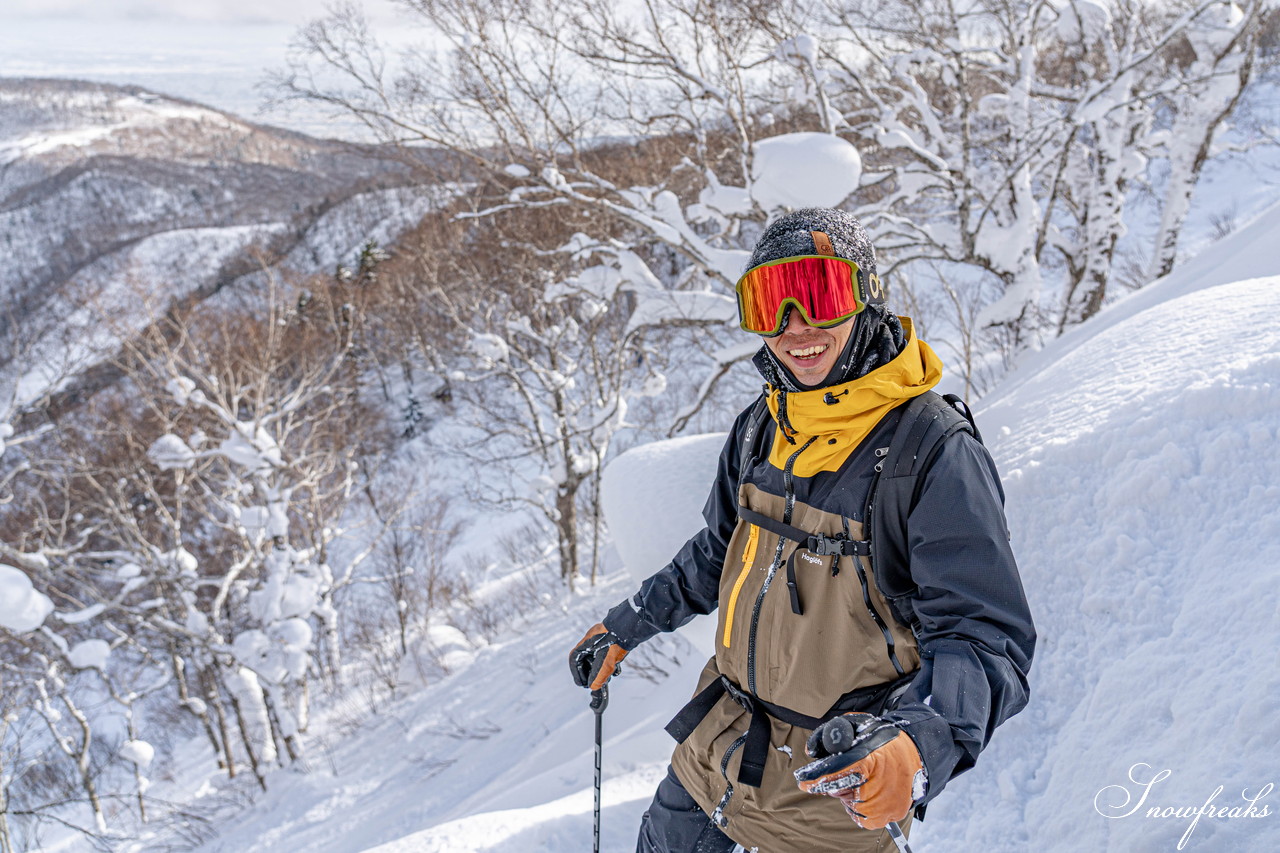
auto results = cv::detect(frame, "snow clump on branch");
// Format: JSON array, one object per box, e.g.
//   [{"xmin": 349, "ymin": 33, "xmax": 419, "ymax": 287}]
[
  {"xmin": 147, "ymin": 433, "xmax": 197, "ymax": 470},
  {"xmin": 751, "ymin": 133, "xmax": 862, "ymax": 212},
  {"xmin": 0, "ymin": 564, "xmax": 54, "ymax": 633},
  {"xmin": 67, "ymin": 639, "xmax": 112, "ymax": 670}
]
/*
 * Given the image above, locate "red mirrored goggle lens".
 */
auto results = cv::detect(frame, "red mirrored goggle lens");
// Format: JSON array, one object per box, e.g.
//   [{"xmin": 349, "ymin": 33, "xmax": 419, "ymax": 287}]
[{"xmin": 736, "ymin": 256, "xmax": 865, "ymax": 335}]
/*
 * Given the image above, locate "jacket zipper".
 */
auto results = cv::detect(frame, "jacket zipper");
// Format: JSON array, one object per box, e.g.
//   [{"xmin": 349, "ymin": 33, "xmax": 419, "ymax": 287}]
[
  {"xmin": 722, "ymin": 524, "xmax": 760, "ymax": 648},
  {"xmin": 709, "ymin": 734, "xmax": 747, "ymax": 828},
  {"xmin": 851, "ymin": 556, "xmax": 906, "ymax": 677},
  {"xmin": 746, "ymin": 436, "xmax": 815, "ymax": 694}
]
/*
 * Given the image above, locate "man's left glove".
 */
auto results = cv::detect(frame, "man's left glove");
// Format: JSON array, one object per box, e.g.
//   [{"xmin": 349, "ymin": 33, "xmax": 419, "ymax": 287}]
[
  {"xmin": 794, "ymin": 712, "xmax": 927, "ymax": 830},
  {"xmin": 568, "ymin": 622, "xmax": 628, "ymax": 690}
]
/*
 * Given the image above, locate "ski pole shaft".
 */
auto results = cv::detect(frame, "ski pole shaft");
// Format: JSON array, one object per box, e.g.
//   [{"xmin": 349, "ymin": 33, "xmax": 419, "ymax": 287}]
[
  {"xmin": 885, "ymin": 820, "xmax": 913, "ymax": 853},
  {"xmin": 591, "ymin": 685, "xmax": 609, "ymax": 853}
]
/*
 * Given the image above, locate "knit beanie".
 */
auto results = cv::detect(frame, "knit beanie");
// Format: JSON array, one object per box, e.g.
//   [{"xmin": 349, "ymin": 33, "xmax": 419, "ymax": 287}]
[{"xmin": 745, "ymin": 208, "xmax": 905, "ymax": 392}]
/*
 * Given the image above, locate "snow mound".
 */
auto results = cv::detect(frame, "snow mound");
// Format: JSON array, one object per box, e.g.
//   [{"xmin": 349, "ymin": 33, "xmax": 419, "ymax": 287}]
[
  {"xmin": 601, "ymin": 433, "xmax": 727, "ymax": 655},
  {"xmin": 751, "ymin": 132, "xmax": 862, "ymax": 211},
  {"xmin": 67, "ymin": 639, "xmax": 111, "ymax": 670},
  {"xmin": 922, "ymin": 273, "xmax": 1280, "ymax": 852}
]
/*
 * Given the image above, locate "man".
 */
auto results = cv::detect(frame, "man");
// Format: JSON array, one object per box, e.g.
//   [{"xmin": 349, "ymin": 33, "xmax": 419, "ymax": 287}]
[{"xmin": 570, "ymin": 209, "xmax": 1036, "ymax": 852}]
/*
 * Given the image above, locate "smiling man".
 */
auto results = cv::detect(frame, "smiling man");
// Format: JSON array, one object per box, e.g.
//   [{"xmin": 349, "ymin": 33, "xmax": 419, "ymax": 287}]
[{"xmin": 571, "ymin": 208, "xmax": 1036, "ymax": 853}]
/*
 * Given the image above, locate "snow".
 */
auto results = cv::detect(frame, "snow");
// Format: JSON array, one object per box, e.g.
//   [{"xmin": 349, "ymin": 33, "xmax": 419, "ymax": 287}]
[
  {"xmin": 218, "ymin": 422, "xmax": 284, "ymax": 472},
  {"xmin": 55, "ymin": 603, "xmax": 107, "ymax": 625},
  {"xmin": 167, "ymin": 377, "xmax": 198, "ymax": 406},
  {"xmin": 624, "ymin": 289, "xmax": 737, "ymax": 335},
  {"xmin": 0, "ymin": 93, "xmax": 236, "ymax": 159},
  {"xmin": 9, "ymin": 223, "xmax": 290, "ymax": 406},
  {"xmin": 473, "ymin": 334, "xmax": 510, "ymax": 364},
  {"xmin": 922, "ymin": 272, "xmax": 1280, "ymax": 852},
  {"xmin": 67, "ymin": 639, "xmax": 111, "ymax": 670},
  {"xmin": 750, "ymin": 132, "xmax": 863, "ymax": 212},
  {"xmin": 119, "ymin": 739, "xmax": 156, "ymax": 769},
  {"xmin": 1054, "ymin": 0, "xmax": 1112, "ymax": 44},
  {"xmin": 0, "ymin": 563, "xmax": 54, "ymax": 633},
  {"xmin": 18, "ymin": 86, "xmax": 1277, "ymax": 853},
  {"xmin": 988, "ymin": 199, "xmax": 1280, "ymax": 410},
  {"xmin": 231, "ymin": 621, "xmax": 313, "ymax": 685},
  {"xmin": 147, "ymin": 433, "xmax": 197, "ymax": 471},
  {"xmin": 601, "ymin": 432, "xmax": 728, "ymax": 656}
]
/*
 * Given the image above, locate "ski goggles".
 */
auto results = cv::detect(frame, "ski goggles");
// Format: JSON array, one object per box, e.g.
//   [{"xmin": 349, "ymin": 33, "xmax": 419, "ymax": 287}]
[{"xmin": 734, "ymin": 255, "xmax": 884, "ymax": 336}]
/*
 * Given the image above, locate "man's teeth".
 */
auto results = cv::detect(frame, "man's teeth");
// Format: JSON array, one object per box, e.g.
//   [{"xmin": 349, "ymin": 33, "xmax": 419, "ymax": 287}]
[{"xmin": 788, "ymin": 345, "xmax": 828, "ymax": 358}]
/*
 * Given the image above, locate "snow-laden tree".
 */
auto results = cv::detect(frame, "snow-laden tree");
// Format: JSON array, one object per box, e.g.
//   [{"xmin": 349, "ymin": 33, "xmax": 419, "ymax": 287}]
[
  {"xmin": 800, "ymin": 0, "xmax": 1274, "ymax": 339},
  {"xmin": 0, "ymin": 265, "xmax": 400, "ymax": 845},
  {"xmin": 273, "ymin": 0, "xmax": 877, "ymax": 423},
  {"xmin": 1145, "ymin": 0, "xmax": 1269, "ymax": 281},
  {"xmin": 276, "ymin": 0, "xmax": 1276, "ymax": 404},
  {"xmin": 394, "ymin": 210, "xmax": 691, "ymax": 589}
]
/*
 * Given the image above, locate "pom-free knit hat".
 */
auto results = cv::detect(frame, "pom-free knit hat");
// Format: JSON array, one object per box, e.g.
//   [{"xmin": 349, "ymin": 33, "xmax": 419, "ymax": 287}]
[{"xmin": 745, "ymin": 208, "xmax": 884, "ymax": 307}]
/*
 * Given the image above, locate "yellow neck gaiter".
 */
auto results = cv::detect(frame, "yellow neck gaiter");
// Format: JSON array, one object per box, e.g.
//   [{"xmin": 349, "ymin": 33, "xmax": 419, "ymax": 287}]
[{"xmin": 766, "ymin": 318, "xmax": 943, "ymax": 477}]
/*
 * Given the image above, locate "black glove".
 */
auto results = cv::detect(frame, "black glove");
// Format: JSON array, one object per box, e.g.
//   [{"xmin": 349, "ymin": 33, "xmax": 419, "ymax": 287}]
[{"xmin": 569, "ymin": 622, "xmax": 627, "ymax": 690}]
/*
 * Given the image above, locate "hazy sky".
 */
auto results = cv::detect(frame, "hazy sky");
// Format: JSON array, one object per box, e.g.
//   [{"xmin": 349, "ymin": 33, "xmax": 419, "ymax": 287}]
[
  {"xmin": 2, "ymin": 1, "xmax": 370, "ymax": 25},
  {"xmin": 0, "ymin": 1, "xmax": 406, "ymax": 137}
]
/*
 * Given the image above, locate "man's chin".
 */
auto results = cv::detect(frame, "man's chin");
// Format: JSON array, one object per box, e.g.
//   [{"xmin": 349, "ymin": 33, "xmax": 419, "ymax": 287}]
[{"xmin": 786, "ymin": 356, "xmax": 834, "ymax": 387}]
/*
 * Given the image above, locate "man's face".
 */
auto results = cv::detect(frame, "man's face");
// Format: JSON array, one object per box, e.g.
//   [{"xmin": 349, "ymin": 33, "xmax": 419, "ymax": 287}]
[{"xmin": 763, "ymin": 307, "xmax": 855, "ymax": 388}]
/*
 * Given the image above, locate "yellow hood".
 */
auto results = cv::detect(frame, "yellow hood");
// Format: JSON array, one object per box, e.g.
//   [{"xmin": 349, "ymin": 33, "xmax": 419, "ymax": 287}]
[{"xmin": 766, "ymin": 318, "xmax": 943, "ymax": 477}]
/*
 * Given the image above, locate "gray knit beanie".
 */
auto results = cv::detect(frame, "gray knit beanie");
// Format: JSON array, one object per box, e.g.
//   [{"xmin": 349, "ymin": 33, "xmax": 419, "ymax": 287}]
[
  {"xmin": 746, "ymin": 207, "xmax": 879, "ymax": 290},
  {"xmin": 746, "ymin": 208, "xmax": 904, "ymax": 394}
]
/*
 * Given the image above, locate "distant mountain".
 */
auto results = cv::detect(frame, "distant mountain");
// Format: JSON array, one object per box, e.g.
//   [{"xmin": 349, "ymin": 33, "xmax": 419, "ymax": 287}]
[{"xmin": 0, "ymin": 77, "xmax": 447, "ymax": 411}]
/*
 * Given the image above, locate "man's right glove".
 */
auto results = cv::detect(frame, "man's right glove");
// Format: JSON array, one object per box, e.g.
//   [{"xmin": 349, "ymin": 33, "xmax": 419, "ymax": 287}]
[
  {"xmin": 568, "ymin": 622, "xmax": 628, "ymax": 690},
  {"xmin": 794, "ymin": 712, "xmax": 926, "ymax": 830}
]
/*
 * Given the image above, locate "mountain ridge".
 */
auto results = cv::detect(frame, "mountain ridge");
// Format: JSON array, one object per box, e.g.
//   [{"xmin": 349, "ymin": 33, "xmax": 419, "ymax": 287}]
[{"xmin": 0, "ymin": 76, "xmax": 447, "ymax": 413}]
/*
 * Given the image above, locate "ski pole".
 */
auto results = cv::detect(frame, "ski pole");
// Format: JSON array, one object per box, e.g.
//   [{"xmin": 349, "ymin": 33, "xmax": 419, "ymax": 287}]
[
  {"xmin": 590, "ymin": 684, "xmax": 609, "ymax": 853},
  {"xmin": 820, "ymin": 716, "xmax": 914, "ymax": 853},
  {"xmin": 885, "ymin": 820, "xmax": 913, "ymax": 853}
]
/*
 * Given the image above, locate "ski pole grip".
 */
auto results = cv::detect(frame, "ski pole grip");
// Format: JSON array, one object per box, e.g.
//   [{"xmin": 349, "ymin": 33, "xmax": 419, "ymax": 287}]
[
  {"xmin": 590, "ymin": 684, "xmax": 609, "ymax": 713},
  {"xmin": 822, "ymin": 715, "xmax": 855, "ymax": 753}
]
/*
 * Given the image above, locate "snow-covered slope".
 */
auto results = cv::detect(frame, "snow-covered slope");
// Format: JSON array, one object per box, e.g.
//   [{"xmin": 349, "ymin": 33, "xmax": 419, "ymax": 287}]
[
  {"xmin": 926, "ymin": 275, "xmax": 1280, "ymax": 850},
  {"xmin": 156, "ymin": 205, "xmax": 1280, "ymax": 852}
]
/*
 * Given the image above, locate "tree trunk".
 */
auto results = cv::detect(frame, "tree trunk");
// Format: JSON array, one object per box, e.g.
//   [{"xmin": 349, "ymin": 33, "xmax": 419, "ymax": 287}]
[
  {"xmin": 589, "ymin": 461, "xmax": 603, "ymax": 586},
  {"xmin": 175, "ymin": 654, "xmax": 223, "ymax": 768},
  {"xmin": 262, "ymin": 690, "xmax": 300, "ymax": 765},
  {"xmin": 1149, "ymin": 44, "xmax": 1256, "ymax": 280},
  {"xmin": 203, "ymin": 668, "xmax": 238, "ymax": 779},
  {"xmin": 0, "ymin": 750, "xmax": 14, "ymax": 853},
  {"xmin": 555, "ymin": 483, "xmax": 579, "ymax": 591},
  {"xmin": 1062, "ymin": 98, "xmax": 1143, "ymax": 329},
  {"xmin": 229, "ymin": 691, "xmax": 268, "ymax": 792}
]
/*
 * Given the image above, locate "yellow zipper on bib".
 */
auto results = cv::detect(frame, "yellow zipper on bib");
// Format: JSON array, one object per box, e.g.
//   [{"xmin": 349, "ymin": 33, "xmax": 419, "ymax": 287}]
[{"xmin": 722, "ymin": 524, "xmax": 759, "ymax": 648}]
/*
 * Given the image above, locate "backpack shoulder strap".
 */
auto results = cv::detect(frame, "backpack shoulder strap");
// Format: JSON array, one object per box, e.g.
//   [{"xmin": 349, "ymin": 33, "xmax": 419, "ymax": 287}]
[
  {"xmin": 881, "ymin": 391, "xmax": 975, "ymax": 480},
  {"xmin": 941, "ymin": 392, "xmax": 983, "ymax": 445},
  {"xmin": 865, "ymin": 391, "xmax": 978, "ymax": 604},
  {"xmin": 736, "ymin": 392, "xmax": 772, "ymax": 500}
]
